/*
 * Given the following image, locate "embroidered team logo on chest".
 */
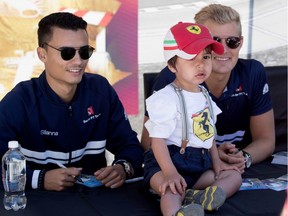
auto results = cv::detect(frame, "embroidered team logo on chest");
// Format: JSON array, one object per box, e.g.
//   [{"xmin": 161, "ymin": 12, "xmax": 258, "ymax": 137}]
[
  {"xmin": 83, "ymin": 105, "xmax": 101, "ymax": 124},
  {"xmin": 232, "ymin": 84, "xmax": 248, "ymax": 97},
  {"xmin": 87, "ymin": 106, "xmax": 94, "ymax": 116}
]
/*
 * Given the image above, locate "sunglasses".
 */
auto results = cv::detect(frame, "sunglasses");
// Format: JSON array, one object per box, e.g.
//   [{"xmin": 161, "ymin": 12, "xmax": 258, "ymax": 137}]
[
  {"xmin": 213, "ymin": 36, "xmax": 241, "ymax": 49},
  {"xmin": 43, "ymin": 43, "xmax": 95, "ymax": 61}
]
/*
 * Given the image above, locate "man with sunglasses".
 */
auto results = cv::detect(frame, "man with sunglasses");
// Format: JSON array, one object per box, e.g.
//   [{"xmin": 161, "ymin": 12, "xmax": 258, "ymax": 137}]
[
  {"xmin": 141, "ymin": 4, "xmax": 275, "ymax": 173},
  {"xmin": 0, "ymin": 12, "xmax": 144, "ymax": 191}
]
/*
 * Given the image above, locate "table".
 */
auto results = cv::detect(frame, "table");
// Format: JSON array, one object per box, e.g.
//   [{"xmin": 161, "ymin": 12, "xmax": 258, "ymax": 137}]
[{"xmin": 0, "ymin": 160, "xmax": 286, "ymax": 216}]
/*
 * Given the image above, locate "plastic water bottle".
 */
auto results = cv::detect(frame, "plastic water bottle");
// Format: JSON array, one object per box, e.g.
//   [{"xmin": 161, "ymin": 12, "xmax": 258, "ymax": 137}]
[{"xmin": 2, "ymin": 141, "xmax": 27, "ymax": 211}]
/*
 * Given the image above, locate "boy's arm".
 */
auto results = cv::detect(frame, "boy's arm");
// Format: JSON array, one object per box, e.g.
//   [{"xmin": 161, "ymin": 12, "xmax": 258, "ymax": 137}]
[
  {"xmin": 151, "ymin": 138, "xmax": 177, "ymax": 176},
  {"xmin": 140, "ymin": 116, "xmax": 151, "ymax": 151},
  {"xmin": 151, "ymin": 137, "xmax": 186, "ymax": 195},
  {"xmin": 210, "ymin": 140, "xmax": 221, "ymax": 178}
]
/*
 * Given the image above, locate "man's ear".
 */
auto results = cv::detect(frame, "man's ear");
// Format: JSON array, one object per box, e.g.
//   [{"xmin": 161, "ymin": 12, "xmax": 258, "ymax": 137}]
[{"xmin": 37, "ymin": 47, "xmax": 46, "ymax": 62}]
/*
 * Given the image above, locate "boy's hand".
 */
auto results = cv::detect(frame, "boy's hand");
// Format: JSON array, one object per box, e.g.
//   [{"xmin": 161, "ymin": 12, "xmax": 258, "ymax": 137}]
[{"xmin": 159, "ymin": 172, "xmax": 187, "ymax": 196}]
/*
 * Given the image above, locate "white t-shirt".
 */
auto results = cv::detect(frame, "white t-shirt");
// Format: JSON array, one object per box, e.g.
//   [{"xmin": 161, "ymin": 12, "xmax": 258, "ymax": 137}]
[{"xmin": 145, "ymin": 85, "xmax": 221, "ymax": 149}]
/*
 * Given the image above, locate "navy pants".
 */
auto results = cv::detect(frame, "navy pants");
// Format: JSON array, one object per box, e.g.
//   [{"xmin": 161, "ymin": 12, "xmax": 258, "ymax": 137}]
[{"xmin": 143, "ymin": 145, "xmax": 212, "ymax": 189}]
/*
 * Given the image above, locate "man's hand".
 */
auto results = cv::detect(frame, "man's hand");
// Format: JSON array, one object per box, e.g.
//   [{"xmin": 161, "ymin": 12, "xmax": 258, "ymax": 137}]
[
  {"xmin": 94, "ymin": 165, "xmax": 126, "ymax": 188},
  {"xmin": 220, "ymin": 159, "xmax": 242, "ymax": 173},
  {"xmin": 44, "ymin": 167, "xmax": 82, "ymax": 191},
  {"xmin": 218, "ymin": 143, "xmax": 245, "ymax": 172}
]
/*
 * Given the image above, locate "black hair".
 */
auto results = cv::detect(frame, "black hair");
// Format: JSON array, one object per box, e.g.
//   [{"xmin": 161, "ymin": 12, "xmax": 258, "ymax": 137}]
[
  {"xmin": 37, "ymin": 12, "xmax": 88, "ymax": 47},
  {"xmin": 168, "ymin": 45, "xmax": 213, "ymax": 69}
]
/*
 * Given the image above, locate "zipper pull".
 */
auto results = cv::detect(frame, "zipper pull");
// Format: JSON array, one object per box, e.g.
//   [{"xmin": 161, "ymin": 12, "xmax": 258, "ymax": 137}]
[{"xmin": 68, "ymin": 106, "xmax": 72, "ymax": 117}]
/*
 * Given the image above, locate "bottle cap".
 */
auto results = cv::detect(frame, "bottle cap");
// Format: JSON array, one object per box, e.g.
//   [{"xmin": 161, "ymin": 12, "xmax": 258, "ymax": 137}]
[{"xmin": 8, "ymin": 141, "xmax": 19, "ymax": 148}]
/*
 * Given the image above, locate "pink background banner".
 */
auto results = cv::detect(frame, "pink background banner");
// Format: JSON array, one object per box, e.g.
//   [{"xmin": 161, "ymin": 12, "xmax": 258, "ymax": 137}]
[{"xmin": 106, "ymin": 0, "xmax": 138, "ymax": 115}]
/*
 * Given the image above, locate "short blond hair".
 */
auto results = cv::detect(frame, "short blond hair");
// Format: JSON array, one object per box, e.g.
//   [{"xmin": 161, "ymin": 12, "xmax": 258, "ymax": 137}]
[{"xmin": 194, "ymin": 4, "xmax": 242, "ymax": 36}]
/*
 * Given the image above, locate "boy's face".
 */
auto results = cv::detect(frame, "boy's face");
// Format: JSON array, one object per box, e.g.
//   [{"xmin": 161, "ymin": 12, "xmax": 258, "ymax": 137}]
[{"xmin": 168, "ymin": 50, "xmax": 212, "ymax": 91}]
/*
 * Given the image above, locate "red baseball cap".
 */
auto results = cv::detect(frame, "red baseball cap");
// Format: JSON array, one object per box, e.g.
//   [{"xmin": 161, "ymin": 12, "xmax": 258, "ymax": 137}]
[{"xmin": 163, "ymin": 22, "xmax": 224, "ymax": 62}]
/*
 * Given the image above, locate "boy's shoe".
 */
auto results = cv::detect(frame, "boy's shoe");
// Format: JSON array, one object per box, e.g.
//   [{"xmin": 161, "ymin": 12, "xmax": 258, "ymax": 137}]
[
  {"xmin": 176, "ymin": 203, "xmax": 204, "ymax": 216},
  {"xmin": 183, "ymin": 186, "xmax": 226, "ymax": 211}
]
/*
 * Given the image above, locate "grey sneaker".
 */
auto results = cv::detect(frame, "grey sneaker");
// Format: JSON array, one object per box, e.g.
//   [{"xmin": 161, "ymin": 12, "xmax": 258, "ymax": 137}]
[
  {"xmin": 183, "ymin": 186, "xmax": 226, "ymax": 211},
  {"xmin": 176, "ymin": 203, "xmax": 204, "ymax": 216}
]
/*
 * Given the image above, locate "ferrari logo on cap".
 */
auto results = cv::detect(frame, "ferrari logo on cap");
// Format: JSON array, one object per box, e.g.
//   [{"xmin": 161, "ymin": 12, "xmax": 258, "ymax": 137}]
[{"xmin": 187, "ymin": 25, "xmax": 201, "ymax": 34}]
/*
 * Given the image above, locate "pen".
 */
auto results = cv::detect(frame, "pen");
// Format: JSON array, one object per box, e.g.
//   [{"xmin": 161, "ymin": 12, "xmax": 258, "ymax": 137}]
[
  {"xmin": 55, "ymin": 161, "xmax": 83, "ymax": 183},
  {"xmin": 125, "ymin": 176, "xmax": 144, "ymax": 184}
]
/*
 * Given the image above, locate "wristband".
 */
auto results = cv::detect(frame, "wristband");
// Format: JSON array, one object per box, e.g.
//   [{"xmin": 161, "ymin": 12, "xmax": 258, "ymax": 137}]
[{"xmin": 38, "ymin": 169, "xmax": 46, "ymax": 190}]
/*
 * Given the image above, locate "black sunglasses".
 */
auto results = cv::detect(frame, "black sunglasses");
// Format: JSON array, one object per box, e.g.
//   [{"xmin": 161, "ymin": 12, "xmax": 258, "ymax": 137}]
[
  {"xmin": 213, "ymin": 36, "xmax": 241, "ymax": 49},
  {"xmin": 43, "ymin": 43, "xmax": 95, "ymax": 61}
]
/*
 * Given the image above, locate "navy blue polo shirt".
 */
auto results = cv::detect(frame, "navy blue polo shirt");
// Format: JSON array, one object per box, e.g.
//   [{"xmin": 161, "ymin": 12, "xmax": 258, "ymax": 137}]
[{"xmin": 147, "ymin": 59, "xmax": 272, "ymax": 149}]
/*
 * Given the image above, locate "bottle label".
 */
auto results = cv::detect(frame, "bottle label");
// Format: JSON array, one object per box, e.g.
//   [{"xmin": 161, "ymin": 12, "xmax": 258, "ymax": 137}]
[{"xmin": 8, "ymin": 160, "xmax": 25, "ymax": 183}]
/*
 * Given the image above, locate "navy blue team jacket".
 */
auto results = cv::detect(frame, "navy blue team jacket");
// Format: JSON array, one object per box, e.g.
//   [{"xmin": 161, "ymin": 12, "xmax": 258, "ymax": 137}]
[{"xmin": 0, "ymin": 72, "xmax": 144, "ymax": 189}]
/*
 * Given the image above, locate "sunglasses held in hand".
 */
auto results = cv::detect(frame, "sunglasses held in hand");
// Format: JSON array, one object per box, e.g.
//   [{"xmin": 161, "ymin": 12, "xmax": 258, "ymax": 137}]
[
  {"xmin": 43, "ymin": 43, "xmax": 95, "ymax": 61},
  {"xmin": 213, "ymin": 36, "xmax": 241, "ymax": 49}
]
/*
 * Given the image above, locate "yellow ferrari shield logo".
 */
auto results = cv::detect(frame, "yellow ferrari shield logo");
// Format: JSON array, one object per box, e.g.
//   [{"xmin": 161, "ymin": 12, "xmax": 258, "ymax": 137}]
[{"xmin": 192, "ymin": 107, "xmax": 214, "ymax": 141}]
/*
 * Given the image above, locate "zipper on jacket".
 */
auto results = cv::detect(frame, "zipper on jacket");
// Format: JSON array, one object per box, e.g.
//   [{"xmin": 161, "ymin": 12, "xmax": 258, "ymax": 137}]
[
  {"xmin": 68, "ymin": 106, "xmax": 73, "ymax": 117},
  {"xmin": 68, "ymin": 105, "xmax": 73, "ymax": 164}
]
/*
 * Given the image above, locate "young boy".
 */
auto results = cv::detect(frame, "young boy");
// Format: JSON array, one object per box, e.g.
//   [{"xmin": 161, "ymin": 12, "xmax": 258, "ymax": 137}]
[{"xmin": 143, "ymin": 22, "xmax": 242, "ymax": 216}]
